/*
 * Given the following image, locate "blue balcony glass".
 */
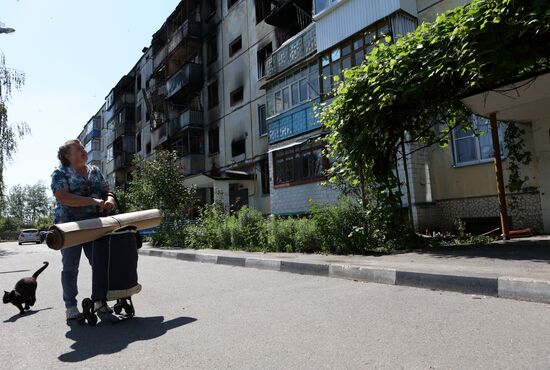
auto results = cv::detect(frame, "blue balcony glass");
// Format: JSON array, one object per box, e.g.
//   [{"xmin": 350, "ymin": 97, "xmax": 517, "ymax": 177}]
[{"xmin": 268, "ymin": 99, "xmax": 321, "ymax": 144}]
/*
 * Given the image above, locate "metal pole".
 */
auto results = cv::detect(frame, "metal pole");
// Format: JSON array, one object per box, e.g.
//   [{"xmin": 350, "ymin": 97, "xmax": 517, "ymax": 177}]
[
  {"xmin": 490, "ymin": 112, "xmax": 510, "ymax": 240},
  {"xmin": 401, "ymin": 139, "xmax": 415, "ymax": 231}
]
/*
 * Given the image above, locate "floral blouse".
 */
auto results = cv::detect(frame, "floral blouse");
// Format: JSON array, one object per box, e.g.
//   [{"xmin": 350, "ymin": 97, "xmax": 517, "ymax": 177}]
[{"xmin": 50, "ymin": 165, "xmax": 110, "ymax": 224}]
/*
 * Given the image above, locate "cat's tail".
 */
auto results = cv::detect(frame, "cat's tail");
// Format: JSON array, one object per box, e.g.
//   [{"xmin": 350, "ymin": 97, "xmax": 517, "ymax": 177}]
[{"xmin": 32, "ymin": 262, "xmax": 49, "ymax": 279}]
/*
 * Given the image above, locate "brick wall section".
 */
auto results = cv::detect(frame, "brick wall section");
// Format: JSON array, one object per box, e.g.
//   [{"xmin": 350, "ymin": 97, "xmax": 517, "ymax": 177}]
[{"xmin": 436, "ymin": 193, "xmax": 543, "ymax": 231}]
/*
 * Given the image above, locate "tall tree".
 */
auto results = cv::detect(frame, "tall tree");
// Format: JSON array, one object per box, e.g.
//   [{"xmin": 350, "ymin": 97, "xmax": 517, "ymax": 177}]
[
  {"xmin": 25, "ymin": 182, "xmax": 50, "ymax": 223},
  {"xmin": 0, "ymin": 53, "xmax": 29, "ymax": 210},
  {"xmin": 5, "ymin": 182, "xmax": 51, "ymax": 224},
  {"xmin": 6, "ymin": 184, "xmax": 26, "ymax": 222}
]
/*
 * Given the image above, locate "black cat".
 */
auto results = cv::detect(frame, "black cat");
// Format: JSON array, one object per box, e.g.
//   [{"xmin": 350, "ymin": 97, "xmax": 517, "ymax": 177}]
[{"xmin": 3, "ymin": 262, "xmax": 49, "ymax": 314}]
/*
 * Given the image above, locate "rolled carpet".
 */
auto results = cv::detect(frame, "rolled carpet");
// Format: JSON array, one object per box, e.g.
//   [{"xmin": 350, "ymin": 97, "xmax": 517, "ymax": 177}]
[{"xmin": 46, "ymin": 209, "xmax": 163, "ymax": 250}]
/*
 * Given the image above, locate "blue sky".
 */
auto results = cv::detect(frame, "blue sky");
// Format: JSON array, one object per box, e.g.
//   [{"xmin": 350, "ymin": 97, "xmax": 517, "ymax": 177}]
[{"xmin": 0, "ymin": 0, "xmax": 180, "ymax": 190}]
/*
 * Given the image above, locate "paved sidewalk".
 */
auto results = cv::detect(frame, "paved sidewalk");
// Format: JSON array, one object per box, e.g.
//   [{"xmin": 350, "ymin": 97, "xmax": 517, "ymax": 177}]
[{"xmin": 139, "ymin": 236, "xmax": 550, "ymax": 304}]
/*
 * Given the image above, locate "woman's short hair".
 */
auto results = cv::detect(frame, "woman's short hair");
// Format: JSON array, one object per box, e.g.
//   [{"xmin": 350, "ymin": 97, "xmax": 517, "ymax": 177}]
[{"xmin": 58, "ymin": 139, "xmax": 81, "ymax": 167}]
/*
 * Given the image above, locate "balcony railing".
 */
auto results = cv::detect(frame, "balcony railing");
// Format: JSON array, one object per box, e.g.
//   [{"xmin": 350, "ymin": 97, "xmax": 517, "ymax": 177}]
[
  {"xmin": 168, "ymin": 20, "xmax": 201, "ymax": 54},
  {"xmin": 87, "ymin": 150, "xmax": 101, "ymax": 163},
  {"xmin": 166, "ymin": 62, "xmax": 203, "ymax": 100},
  {"xmin": 114, "ymin": 152, "xmax": 132, "ymax": 170},
  {"xmin": 169, "ymin": 110, "xmax": 203, "ymax": 136},
  {"xmin": 153, "ymin": 44, "xmax": 168, "ymax": 71},
  {"xmin": 266, "ymin": 23, "xmax": 317, "ymax": 79},
  {"xmin": 114, "ymin": 121, "xmax": 135, "ymax": 139}
]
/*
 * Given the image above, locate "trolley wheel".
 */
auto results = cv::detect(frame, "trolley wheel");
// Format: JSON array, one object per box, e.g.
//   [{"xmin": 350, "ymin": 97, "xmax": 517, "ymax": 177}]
[
  {"xmin": 113, "ymin": 302, "xmax": 123, "ymax": 315},
  {"xmin": 82, "ymin": 298, "xmax": 97, "ymax": 326},
  {"xmin": 122, "ymin": 299, "xmax": 135, "ymax": 317}
]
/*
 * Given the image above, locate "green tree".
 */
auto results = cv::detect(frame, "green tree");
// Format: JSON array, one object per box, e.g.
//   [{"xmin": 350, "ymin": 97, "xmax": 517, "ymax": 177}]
[
  {"xmin": 0, "ymin": 216, "xmax": 20, "ymax": 231},
  {"xmin": 35, "ymin": 216, "xmax": 52, "ymax": 231},
  {"xmin": 5, "ymin": 182, "xmax": 51, "ymax": 224},
  {"xmin": 25, "ymin": 182, "xmax": 50, "ymax": 223},
  {"xmin": 127, "ymin": 150, "xmax": 197, "ymax": 220},
  {"xmin": 0, "ymin": 53, "xmax": 29, "ymax": 207},
  {"xmin": 6, "ymin": 184, "xmax": 26, "ymax": 222},
  {"xmin": 320, "ymin": 0, "xmax": 550, "ymax": 241}
]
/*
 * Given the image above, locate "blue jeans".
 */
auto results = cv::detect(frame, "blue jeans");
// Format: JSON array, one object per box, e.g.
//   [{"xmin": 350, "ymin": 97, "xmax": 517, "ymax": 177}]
[{"xmin": 60, "ymin": 242, "xmax": 106, "ymax": 308}]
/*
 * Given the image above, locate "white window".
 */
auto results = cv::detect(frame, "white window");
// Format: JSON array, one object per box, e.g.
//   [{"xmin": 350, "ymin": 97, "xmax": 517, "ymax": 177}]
[
  {"xmin": 265, "ymin": 62, "xmax": 319, "ymax": 118},
  {"xmin": 107, "ymin": 146, "xmax": 114, "ymax": 162},
  {"xmin": 452, "ymin": 115, "xmax": 505, "ymax": 166}
]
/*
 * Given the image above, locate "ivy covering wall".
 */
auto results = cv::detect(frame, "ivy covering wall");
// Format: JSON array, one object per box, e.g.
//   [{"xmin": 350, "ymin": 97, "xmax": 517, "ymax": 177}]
[{"xmin": 320, "ymin": 0, "xmax": 550, "ymax": 239}]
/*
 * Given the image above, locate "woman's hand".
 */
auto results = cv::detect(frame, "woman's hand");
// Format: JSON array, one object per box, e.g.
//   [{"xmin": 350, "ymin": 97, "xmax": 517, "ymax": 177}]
[
  {"xmin": 91, "ymin": 198, "xmax": 105, "ymax": 208},
  {"xmin": 103, "ymin": 199, "xmax": 116, "ymax": 212}
]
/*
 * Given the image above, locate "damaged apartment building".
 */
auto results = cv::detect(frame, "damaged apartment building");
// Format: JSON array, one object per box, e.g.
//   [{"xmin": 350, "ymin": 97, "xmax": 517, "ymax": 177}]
[{"xmin": 76, "ymin": 0, "xmax": 550, "ymax": 234}]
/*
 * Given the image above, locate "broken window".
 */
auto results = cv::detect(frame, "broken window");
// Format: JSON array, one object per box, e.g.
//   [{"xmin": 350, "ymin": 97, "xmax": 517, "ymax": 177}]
[
  {"xmin": 257, "ymin": 43, "xmax": 272, "ymax": 78},
  {"xmin": 209, "ymin": 126, "xmax": 220, "ymax": 154},
  {"xmin": 208, "ymin": 80, "xmax": 219, "ymax": 109},
  {"xmin": 231, "ymin": 137, "xmax": 246, "ymax": 157},
  {"xmin": 230, "ymin": 86, "xmax": 244, "ymax": 106},
  {"xmin": 255, "ymin": 0, "xmax": 271, "ymax": 24},
  {"xmin": 229, "ymin": 35, "xmax": 242, "ymax": 57}
]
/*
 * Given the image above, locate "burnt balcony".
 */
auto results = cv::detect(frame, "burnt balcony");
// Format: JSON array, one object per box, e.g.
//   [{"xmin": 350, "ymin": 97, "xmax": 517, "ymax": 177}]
[
  {"xmin": 114, "ymin": 121, "xmax": 135, "ymax": 140},
  {"xmin": 114, "ymin": 152, "xmax": 133, "ymax": 170},
  {"xmin": 153, "ymin": 44, "xmax": 168, "ymax": 71},
  {"xmin": 166, "ymin": 62, "xmax": 203, "ymax": 101},
  {"xmin": 167, "ymin": 19, "xmax": 201, "ymax": 54},
  {"xmin": 266, "ymin": 23, "xmax": 316, "ymax": 79},
  {"xmin": 169, "ymin": 110, "xmax": 203, "ymax": 137}
]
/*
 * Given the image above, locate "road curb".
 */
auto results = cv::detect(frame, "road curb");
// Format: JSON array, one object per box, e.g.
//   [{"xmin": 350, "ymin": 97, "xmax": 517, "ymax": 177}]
[
  {"xmin": 498, "ymin": 277, "xmax": 550, "ymax": 304},
  {"xmin": 138, "ymin": 248, "xmax": 550, "ymax": 305}
]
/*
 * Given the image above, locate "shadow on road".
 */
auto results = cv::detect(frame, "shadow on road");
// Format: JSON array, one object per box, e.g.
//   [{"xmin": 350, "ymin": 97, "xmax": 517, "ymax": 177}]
[
  {"xmin": 58, "ymin": 316, "xmax": 197, "ymax": 363},
  {"xmin": 3, "ymin": 307, "xmax": 53, "ymax": 323},
  {"xmin": 412, "ymin": 239, "xmax": 550, "ymax": 263},
  {"xmin": 0, "ymin": 269, "xmax": 31, "ymax": 275},
  {"xmin": 0, "ymin": 249, "xmax": 15, "ymax": 258}
]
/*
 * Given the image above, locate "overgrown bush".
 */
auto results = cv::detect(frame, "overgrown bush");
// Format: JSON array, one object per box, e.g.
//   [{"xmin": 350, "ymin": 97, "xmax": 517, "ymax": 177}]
[
  {"xmin": 230, "ymin": 207, "xmax": 268, "ymax": 252},
  {"xmin": 0, "ymin": 216, "xmax": 20, "ymax": 232},
  {"xmin": 176, "ymin": 197, "xmax": 415, "ymax": 254}
]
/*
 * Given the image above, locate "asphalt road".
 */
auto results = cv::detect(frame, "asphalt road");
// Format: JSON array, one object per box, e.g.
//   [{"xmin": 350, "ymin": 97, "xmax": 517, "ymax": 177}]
[{"xmin": 0, "ymin": 241, "xmax": 549, "ymax": 369}]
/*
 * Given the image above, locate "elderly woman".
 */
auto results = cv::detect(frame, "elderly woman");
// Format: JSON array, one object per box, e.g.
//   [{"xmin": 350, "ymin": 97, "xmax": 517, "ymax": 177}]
[{"xmin": 51, "ymin": 139, "xmax": 116, "ymax": 321}]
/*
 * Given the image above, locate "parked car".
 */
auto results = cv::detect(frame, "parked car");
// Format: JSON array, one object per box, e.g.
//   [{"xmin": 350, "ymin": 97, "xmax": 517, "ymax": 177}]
[
  {"xmin": 18, "ymin": 229, "xmax": 41, "ymax": 245},
  {"xmin": 39, "ymin": 230, "xmax": 48, "ymax": 243}
]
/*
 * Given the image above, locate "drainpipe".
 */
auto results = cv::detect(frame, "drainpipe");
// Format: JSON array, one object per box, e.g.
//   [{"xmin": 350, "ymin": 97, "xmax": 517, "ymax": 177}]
[{"xmin": 490, "ymin": 112, "xmax": 510, "ymax": 240}]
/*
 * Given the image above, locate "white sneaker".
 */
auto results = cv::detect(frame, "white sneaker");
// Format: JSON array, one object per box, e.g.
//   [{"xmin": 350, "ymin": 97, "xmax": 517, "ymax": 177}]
[{"xmin": 66, "ymin": 306, "xmax": 81, "ymax": 320}]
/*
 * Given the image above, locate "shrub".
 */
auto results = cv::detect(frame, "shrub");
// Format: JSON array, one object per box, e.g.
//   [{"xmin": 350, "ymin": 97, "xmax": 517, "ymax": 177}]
[
  {"xmin": 230, "ymin": 206, "xmax": 268, "ymax": 252},
  {"xmin": 268, "ymin": 217, "xmax": 299, "ymax": 252}
]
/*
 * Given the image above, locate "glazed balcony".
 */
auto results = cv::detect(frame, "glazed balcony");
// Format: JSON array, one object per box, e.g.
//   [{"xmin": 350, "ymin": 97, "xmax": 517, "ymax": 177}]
[{"xmin": 266, "ymin": 23, "xmax": 317, "ymax": 79}]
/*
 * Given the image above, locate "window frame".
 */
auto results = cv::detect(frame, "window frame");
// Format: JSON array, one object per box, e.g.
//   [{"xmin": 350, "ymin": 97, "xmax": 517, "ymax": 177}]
[
  {"xmin": 208, "ymin": 80, "xmax": 219, "ymax": 109},
  {"xmin": 273, "ymin": 142, "xmax": 328, "ymax": 187},
  {"xmin": 209, "ymin": 126, "xmax": 220, "ymax": 155},
  {"xmin": 258, "ymin": 104, "xmax": 267, "ymax": 137},
  {"xmin": 230, "ymin": 86, "xmax": 244, "ymax": 106},
  {"xmin": 229, "ymin": 35, "xmax": 243, "ymax": 58},
  {"xmin": 257, "ymin": 42, "xmax": 272, "ymax": 79},
  {"xmin": 266, "ymin": 62, "xmax": 319, "ymax": 119},
  {"xmin": 319, "ymin": 19, "xmax": 391, "ymax": 99},
  {"xmin": 207, "ymin": 34, "xmax": 218, "ymax": 64},
  {"xmin": 254, "ymin": 0, "xmax": 271, "ymax": 24},
  {"xmin": 451, "ymin": 115, "xmax": 506, "ymax": 167}
]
